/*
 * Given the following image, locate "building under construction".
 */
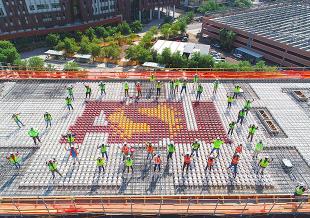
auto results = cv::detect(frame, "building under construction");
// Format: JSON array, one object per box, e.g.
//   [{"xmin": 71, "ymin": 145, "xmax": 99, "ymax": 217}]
[
  {"xmin": 202, "ymin": 1, "xmax": 310, "ymax": 67},
  {"xmin": 0, "ymin": 69, "xmax": 310, "ymax": 216}
]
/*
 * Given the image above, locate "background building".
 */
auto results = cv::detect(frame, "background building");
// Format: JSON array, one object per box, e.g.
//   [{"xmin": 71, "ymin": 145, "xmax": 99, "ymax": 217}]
[
  {"xmin": 202, "ymin": 1, "xmax": 310, "ymax": 67},
  {"xmin": 0, "ymin": 0, "xmax": 179, "ymax": 40}
]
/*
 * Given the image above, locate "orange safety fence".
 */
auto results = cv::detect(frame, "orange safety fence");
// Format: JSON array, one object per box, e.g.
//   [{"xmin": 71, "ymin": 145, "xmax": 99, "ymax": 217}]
[
  {"xmin": 0, "ymin": 194, "xmax": 309, "ymax": 215},
  {"xmin": 1, "ymin": 70, "xmax": 310, "ymax": 80}
]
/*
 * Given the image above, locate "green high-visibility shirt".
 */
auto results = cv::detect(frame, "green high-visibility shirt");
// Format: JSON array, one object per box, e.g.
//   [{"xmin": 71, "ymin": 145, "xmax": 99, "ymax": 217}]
[
  {"xmin": 67, "ymin": 88, "xmax": 73, "ymax": 95},
  {"xmin": 198, "ymin": 86, "xmax": 203, "ymax": 93},
  {"xmin": 101, "ymin": 144, "xmax": 107, "ymax": 153},
  {"xmin": 170, "ymin": 82, "xmax": 174, "ymax": 89},
  {"xmin": 192, "ymin": 142, "xmax": 200, "ymax": 150},
  {"xmin": 97, "ymin": 158, "xmax": 105, "ymax": 167},
  {"xmin": 9, "ymin": 156, "xmax": 20, "ymax": 164},
  {"xmin": 295, "ymin": 186, "xmax": 305, "ymax": 195},
  {"xmin": 86, "ymin": 87, "xmax": 91, "ymax": 93},
  {"xmin": 234, "ymin": 87, "xmax": 240, "ymax": 93},
  {"xmin": 213, "ymin": 81, "xmax": 219, "ymax": 88},
  {"xmin": 182, "ymin": 82, "xmax": 187, "ymax": 87},
  {"xmin": 99, "ymin": 83, "xmax": 106, "ymax": 90},
  {"xmin": 213, "ymin": 139, "xmax": 223, "ymax": 149},
  {"xmin": 168, "ymin": 144, "xmax": 175, "ymax": 153},
  {"xmin": 67, "ymin": 135, "xmax": 75, "ymax": 143},
  {"xmin": 175, "ymin": 80, "xmax": 180, "ymax": 86},
  {"xmin": 66, "ymin": 98, "xmax": 72, "ymax": 105},
  {"xmin": 156, "ymin": 83, "xmax": 161, "ymax": 89},
  {"xmin": 150, "ymin": 75, "xmax": 155, "ymax": 82},
  {"xmin": 124, "ymin": 83, "xmax": 129, "ymax": 90},
  {"xmin": 249, "ymin": 127, "xmax": 257, "ymax": 134},
  {"xmin": 125, "ymin": 158, "xmax": 133, "ymax": 167},
  {"xmin": 193, "ymin": 75, "xmax": 199, "ymax": 83},
  {"xmin": 244, "ymin": 101, "xmax": 252, "ymax": 109},
  {"xmin": 28, "ymin": 129, "xmax": 39, "ymax": 137},
  {"xmin": 227, "ymin": 96, "xmax": 234, "ymax": 103},
  {"xmin": 239, "ymin": 111, "xmax": 245, "ymax": 117},
  {"xmin": 255, "ymin": 143, "xmax": 264, "ymax": 152},
  {"xmin": 48, "ymin": 162, "xmax": 57, "ymax": 171},
  {"xmin": 229, "ymin": 123, "xmax": 236, "ymax": 129},
  {"xmin": 259, "ymin": 159, "xmax": 269, "ymax": 168},
  {"xmin": 44, "ymin": 113, "xmax": 52, "ymax": 121}
]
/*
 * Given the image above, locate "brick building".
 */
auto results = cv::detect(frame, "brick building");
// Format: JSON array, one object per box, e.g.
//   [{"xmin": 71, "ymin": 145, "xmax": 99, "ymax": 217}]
[{"xmin": 0, "ymin": 0, "xmax": 179, "ymax": 40}]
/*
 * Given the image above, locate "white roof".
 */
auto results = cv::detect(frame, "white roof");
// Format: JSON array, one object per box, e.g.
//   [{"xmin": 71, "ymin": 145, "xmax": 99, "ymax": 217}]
[
  {"xmin": 44, "ymin": 50, "xmax": 65, "ymax": 56},
  {"xmin": 152, "ymin": 40, "xmax": 210, "ymax": 56},
  {"xmin": 142, "ymin": 62, "xmax": 165, "ymax": 68},
  {"xmin": 73, "ymin": 54, "xmax": 92, "ymax": 59}
]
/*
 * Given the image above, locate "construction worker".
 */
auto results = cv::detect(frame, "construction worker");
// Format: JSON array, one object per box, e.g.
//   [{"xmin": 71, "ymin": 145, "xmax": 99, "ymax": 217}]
[
  {"xmin": 67, "ymin": 86, "xmax": 74, "ymax": 100},
  {"xmin": 227, "ymin": 95, "xmax": 234, "ymax": 108},
  {"xmin": 44, "ymin": 112, "xmax": 52, "ymax": 128},
  {"xmin": 62, "ymin": 131, "xmax": 76, "ymax": 146},
  {"xmin": 233, "ymin": 85, "xmax": 241, "ymax": 99},
  {"xmin": 153, "ymin": 154, "xmax": 161, "ymax": 172},
  {"xmin": 227, "ymin": 154, "xmax": 240, "ymax": 178},
  {"xmin": 236, "ymin": 109, "xmax": 246, "ymax": 125},
  {"xmin": 196, "ymin": 83, "xmax": 203, "ymax": 102},
  {"xmin": 136, "ymin": 82, "xmax": 142, "ymax": 98},
  {"xmin": 96, "ymin": 157, "xmax": 106, "ymax": 173},
  {"xmin": 235, "ymin": 144, "xmax": 243, "ymax": 155},
  {"xmin": 244, "ymin": 99, "xmax": 254, "ymax": 115},
  {"xmin": 146, "ymin": 142, "xmax": 154, "ymax": 160},
  {"xmin": 85, "ymin": 84, "xmax": 92, "ymax": 99},
  {"xmin": 258, "ymin": 157, "xmax": 271, "ymax": 175},
  {"xmin": 247, "ymin": 124, "xmax": 258, "ymax": 142},
  {"xmin": 121, "ymin": 143, "xmax": 130, "ymax": 160},
  {"xmin": 124, "ymin": 82, "xmax": 129, "ymax": 97},
  {"xmin": 46, "ymin": 159, "xmax": 62, "ymax": 179},
  {"xmin": 210, "ymin": 137, "xmax": 224, "ymax": 157},
  {"xmin": 182, "ymin": 153, "xmax": 192, "ymax": 173},
  {"xmin": 6, "ymin": 152, "xmax": 21, "ymax": 169},
  {"xmin": 169, "ymin": 80, "xmax": 175, "ymax": 97},
  {"xmin": 253, "ymin": 140, "xmax": 264, "ymax": 158},
  {"xmin": 213, "ymin": 80, "xmax": 220, "ymax": 94},
  {"xmin": 228, "ymin": 121, "xmax": 236, "ymax": 135},
  {"xmin": 167, "ymin": 142, "xmax": 176, "ymax": 161},
  {"xmin": 205, "ymin": 155, "xmax": 215, "ymax": 171},
  {"xmin": 191, "ymin": 139, "xmax": 201, "ymax": 157},
  {"xmin": 156, "ymin": 81, "xmax": 161, "ymax": 97},
  {"xmin": 180, "ymin": 80, "xmax": 187, "ymax": 94},
  {"xmin": 98, "ymin": 143, "xmax": 108, "ymax": 159},
  {"xmin": 28, "ymin": 128, "xmax": 41, "ymax": 145},
  {"xmin": 192, "ymin": 73, "xmax": 199, "ymax": 92},
  {"xmin": 66, "ymin": 145, "xmax": 80, "ymax": 165},
  {"xmin": 294, "ymin": 184, "xmax": 307, "ymax": 196},
  {"xmin": 149, "ymin": 74, "xmax": 156, "ymax": 85},
  {"xmin": 65, "ymin": 96, "xmax": 73, "ymax": 111},
  {"xmin": 175, "ymin": 79, "xmax": 181, "ymax": 93},
  {"xmin": 99, "ymin": 82, "xmax": 106, "ymax": 95},
  {"xmin": 124, "ymin": 155, "xmax": 133, "ymax": 173},
  {"xmin": 12, "ymin": 113, "xmax": 25, "ymax": 128}
]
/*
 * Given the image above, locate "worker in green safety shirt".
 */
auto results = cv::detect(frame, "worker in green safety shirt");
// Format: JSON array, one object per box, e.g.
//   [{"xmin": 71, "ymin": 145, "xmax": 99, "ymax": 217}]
[
  {"xmin": 258, "ymin": 157, "xmax": 271, "ymax": 175},
  {"xmin": 84, "ymin": 84, "xmax": 92, "ymax": 99},
  {"xmin": 247, "ymin": 124, "xmax": 258, "ymax": 142},
  {"xmin": 294, "ymin": 185, "xmax": 307, "ymax": 196},
  {"xmin": 44, "ymin": 112, "xmax": 52, "ymax": 128},
  {"xmin": 99, "ymin": 82, "xmax": 106, "ymax": 95},
  {"xmin": 227, "ymin": 95, "xmax": 234, "ymax": 109},
  {"xmin": 124, "ymin": 82, "xmax": 129, "ymax": 97},
  {"xmin": 124, "ymin": 155, "xmax": 133, "ymax": 173},
  {"xmin": 97, "ymin": 143, "xmax": 108, "ymax": 159},
  {"xmin": 213, "ymin": 80, "xmax": 220, "ymax": 94},
  {"xmin": 180, "ymin": 80, "xmax": 187, "ymax": 95},
  {"xmin": 167, "ymin": 142, "xmax": 176, "ymax": 161},
  {"xmin": 244, "ymin": 99, "xmax": 254, "ymax": 115},
  {"xmin": 196, "ymin": 83, "xmax": 203, "ymax": 102},
  {"xmin": 67, "ymin": 86, "xmax": 74, "ymax": 100},
  {"xmin": 237, "ymin": 109, "xmax": 246, "ymax": 125},
  {"xmin": 191, "ymin": 139, "xmax": 201, "ymax": 157},
  {"xmin": 192, "ymin": 73, "xmax": 199, "ymax": 92},
  {"xmin": 175, "ymin": 79, "xmax": 181, "ymax": 93},
  {"xmin": 62, "ymin": 131, "xmax": 76, "ymax": 146},
  {"xmin": 169, "ymin": 79, "xmax": 175, "ymax": 97},
  {"xmin": 96, "ymin": 157, "xmax": 106, "ymax": 173},
  {"xmin": 65, "ymin": 96, "xmax": 73, "ymax": 111},
  {"xmin": 228, "ymin": 121, "xmax": 236, "ymax": 135},
  {"xmin": 28, "ymin": 127, "xmax": 41, "ymax": 145},
  {"xmin": 6, "ymin": 152, "xmax": 21, "ymax": 169},
  {"xmin": 156, "ymin": 81, "xmax": 161, "ymax": 97},
  {"xmin": 149, "ymin": 74, "xmax": 156, "ymax": 94},
  {"xmin": 12, "ymin": 113, "xmax": 25, "ymax": 128},
  {"xmin": 233, "ymin": 85, "xmax": 241, "ymax": 99},
  {"xmin": 253, "ymin": 140, "xmax": 264, "ymax": 158},
  {"xmin": 46, "ymin": 158, "xmax": 62, "ymax": 179},
  {"xmin": 210, "ymin": 137, "xmax": 224, "ymax": 157}
]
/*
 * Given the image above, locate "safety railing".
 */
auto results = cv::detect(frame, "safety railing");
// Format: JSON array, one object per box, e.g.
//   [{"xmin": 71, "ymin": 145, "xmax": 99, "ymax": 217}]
[{"xmin": 0, "ymin": 194, "xmax": 309, "ymax": 216}]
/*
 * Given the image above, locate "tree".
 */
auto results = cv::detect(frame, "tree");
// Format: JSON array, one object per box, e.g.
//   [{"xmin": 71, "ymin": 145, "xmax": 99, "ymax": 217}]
[
  {"xmin": 237, "ymin": 61, "xmax": 253, "ymax": 71},
  {"xmin": 219, "ymin": 28, "xmax": 236, "ymax": 50},
  {"xmin": 198, "ymin": 0, "xmax": 223, "ymax": 14},
  {"xmin": 117, "ymin": 22, "xmax": 132, "ymax": 35},
  {"xmin": 85, "ymin": 27, "xmax": 96, "ymax": 41},
  {"xmin": 0, "ymin": 41, "xmax": 20, "ymax": 65},
  {"xmin": 63, "ymin": 37, "xmax": 79, "ymax": 54},
  {"xmin": 64, "ymin": 62, "xmax": 80, "ymax": 71},
  {"xmin": 149, "ymin": 26, "xmax": 158, "ymax": 35},
  {"xmin": 46, "ymin": 33, "xmax": 60, "ymax": 47},
  {"xmin": 27, "ymin": 57, "xmax": 45, "ymax": 70},
  {"xmin": 55, "ymin": 41, "xmax": 65, "ymax": 51},
  {"xmin": 125, "ymin": 45, "xmax": 152, "ymax": 63},
  {"xmin": 95, "ymin": 26, "xmax": 110, "ymax": 38},
  {"xmin": 79, "ymin": 36, "xmax": 92, "ymax": 54},
  {"xmin": 140, "ymin": 32, "xmax": 154, "ymax": 48},
  {"xmin": 14, "ymin": 59, "xmax": 28, "ymax": 70},
  {"xmin": 130, "ymin": 20, "xmax": 143, "ymax": 33},
  {"xmin": 90, "ymin": 43, "xmax": 102, "ymax": 61},
  {"xmin": 234, "ymin": 0, "xmax": 252, "ymax": 8},
  {"xmin": 160, "ymin": 23, "xmax": 172, "ymax": 39},
  {"xmin": 188, "ymin": 53, "xmax": 214, "ymax": 68},
  {"xmin": 157, "ymin": 48, "xmax": 172, "ymax": 66},
  {"xmin": 170, "ymin": 51, "xmax": 187, "ymax": 68},
  {"xmin": 101, "ymin": 45, "xmax": 121, "ymax": 59}
]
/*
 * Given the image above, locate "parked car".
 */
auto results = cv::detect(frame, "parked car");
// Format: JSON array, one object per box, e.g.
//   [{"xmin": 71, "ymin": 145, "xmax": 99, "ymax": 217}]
[
  {"xmin": 212, "ymin": 43, "xmax": 221, "ymax": 48},
  {"xmin": 233, "ymin": 53, "xmax": 243, "ymax": 59}
]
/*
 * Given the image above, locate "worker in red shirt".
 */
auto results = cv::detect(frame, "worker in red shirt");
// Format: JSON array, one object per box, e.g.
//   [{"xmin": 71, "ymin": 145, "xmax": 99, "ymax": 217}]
[
  {"xmin": 146, "ymin": 142, "xmax": 154, "ymax": 160},
  {"xmin": 234, "ymin": 144, "xmax": 243, "ymax": 155},
  {"xmin": 182, "ymin": 153, "xmax": 192, "ymax": 173},
  {"xmin": 136, "ymin": 82, "xmax": 142, "ymax": 98},
  {"xmin": 153, "ymin": 154, "xmax": 161, "ymax": 172},
  {"xmin": 121, "ymin": 143, "xmax": 129, "ymax": 160},
  {"xmin": 227, "ymin": 154, "xmax": 240, "ymax": 178},
  {"xmin": 205, "ymin": 155, "xmax": 215, "ymax": 171}
]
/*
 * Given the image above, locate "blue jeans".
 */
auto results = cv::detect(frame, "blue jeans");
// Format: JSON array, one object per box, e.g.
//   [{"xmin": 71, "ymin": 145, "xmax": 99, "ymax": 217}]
[
  {"xmin": 210, "ymin": 148, "xmax": 220, "ymax": 157},
  {"xmin": 191, "ymin": 149, "xmax": 199, "ymax": 157},
  {"xmin": 228, "ymin": 163, "xmax": 238, "ymax": 177},
  {"xmin": 45, "ymin": 120, "xmax": 52, "ymax": 128},
  {"xmin": 13, "ymin": 162, "xmax": 21, "ymax": 169},
  {"xmin": 67, "ymin": 104, "xmax": 73, "ymax": 110},
  {"xmin": 98, "ymin": 166, "xmax": 105, "ymax": 173},
  {"xmin": 15, "ymin": 120, "xmax": 24, "ymax": 128},
  {"xmin": 101, "ymin": 152, "xmax": 108, "ymax": 159}
]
